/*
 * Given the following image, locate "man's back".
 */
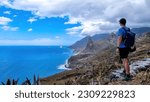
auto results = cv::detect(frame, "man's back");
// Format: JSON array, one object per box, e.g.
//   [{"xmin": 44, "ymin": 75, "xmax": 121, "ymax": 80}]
[{"xmin": 117, "ymin": 26, "xmax": 130, "ymax": 48}]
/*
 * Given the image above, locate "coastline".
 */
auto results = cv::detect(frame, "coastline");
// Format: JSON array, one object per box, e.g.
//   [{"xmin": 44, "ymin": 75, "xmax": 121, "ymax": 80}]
[
  {"xmin": 57, "ymin": 59, "xmax": 72, "ymax": 70},
  {"xmin": 57, "ymin": 48, "xmax": 79, "ymax": 70}
]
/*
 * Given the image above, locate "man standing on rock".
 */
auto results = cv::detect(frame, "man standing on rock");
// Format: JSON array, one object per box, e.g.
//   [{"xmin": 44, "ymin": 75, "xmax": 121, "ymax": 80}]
[{"xmin": 116, "ymin": 18, "xmax": 131, "ymax": 81}]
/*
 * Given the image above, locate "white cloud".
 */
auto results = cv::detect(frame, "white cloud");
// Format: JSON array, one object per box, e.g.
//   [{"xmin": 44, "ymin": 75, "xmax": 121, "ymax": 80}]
[
  {"xmin": 1, "ymin": 0, "xmax": 150, "ymax": 35},
  {"xmin": 28, "ymin": 28, "xmax": 33, "ymax": 32},
  {"xmin": 55, "ymin": 36, "xmax": 60, "ymax": 39},
  {"xmin": 1, "ymin": 25, "xmax": 19, "ymax": 31},
  {"xmin": 3, "ymin": 11, "xmax": 11, "ymax": 15},
  {"xmin": 66, "ymin": 26, "xmax": 83, "ymax": 35},
  {"xmin": 0, "ymin": 16, "xmax": 12, "ymax": 25},
  {"xmin": 27, "ymin": 18, "xmax": 37, "ymax": 23},
  {"xmin": 0, "ymin": 0, "xmax": 12, "ymax": 7},
  {"xmin": 13, "ymin": 15, "xmax": 17, "ymax": 17},
  {"xmin": 0, "ymin": 38, "xmax": 62, "ymax": 45}
]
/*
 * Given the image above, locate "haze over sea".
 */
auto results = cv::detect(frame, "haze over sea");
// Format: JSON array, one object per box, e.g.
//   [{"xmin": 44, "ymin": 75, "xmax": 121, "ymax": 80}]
[{"xmin": 0, "ymin": 46, "xmax": 73, "ymax": 83}]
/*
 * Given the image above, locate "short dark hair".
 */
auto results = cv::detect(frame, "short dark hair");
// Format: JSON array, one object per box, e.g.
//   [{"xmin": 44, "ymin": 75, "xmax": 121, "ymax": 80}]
[{"xmin": 119, "ymin": 18, "xmax": 126, "ymax": 25}]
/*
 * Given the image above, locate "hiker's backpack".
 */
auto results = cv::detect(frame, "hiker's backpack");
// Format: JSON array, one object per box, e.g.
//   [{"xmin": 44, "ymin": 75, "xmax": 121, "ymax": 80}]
[{"xmin": 122, "ymin": 28, "xmax": 136, "ymax": 47}]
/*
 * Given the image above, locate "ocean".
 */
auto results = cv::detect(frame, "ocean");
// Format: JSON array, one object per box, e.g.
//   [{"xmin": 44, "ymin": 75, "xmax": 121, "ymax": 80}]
[{"xmin": 0, "ymin": 46, "xmax": 73, "ymax": 84}]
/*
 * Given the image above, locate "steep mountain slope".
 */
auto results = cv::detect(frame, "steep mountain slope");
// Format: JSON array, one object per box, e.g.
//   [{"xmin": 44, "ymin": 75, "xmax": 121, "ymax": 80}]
[
  {"xmin": 70, "ymin": 34, "xmax": 110, "ymax": 52},
  {"xmin": 69, "ymin": 36, "xmax": 91, "ymax": 53}
]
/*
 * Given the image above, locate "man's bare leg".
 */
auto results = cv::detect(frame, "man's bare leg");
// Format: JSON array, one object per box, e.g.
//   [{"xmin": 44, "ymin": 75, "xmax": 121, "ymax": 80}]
[{"xmin": 123, "ymin": 58, "xmax": 130, "ymax": 75}]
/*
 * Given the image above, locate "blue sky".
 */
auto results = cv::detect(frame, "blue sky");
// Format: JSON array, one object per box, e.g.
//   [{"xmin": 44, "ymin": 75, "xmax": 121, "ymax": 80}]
[
  {"xmin": 0, "ymin": 6, "xmax": 81, "ymax": 45},
  {"xmin": 0, "ymin": 0, "xmax": 150, "ymax": 45}
]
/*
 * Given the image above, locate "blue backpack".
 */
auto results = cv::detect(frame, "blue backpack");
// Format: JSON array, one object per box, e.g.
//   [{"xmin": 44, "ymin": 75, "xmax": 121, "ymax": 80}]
[{"xmin": 122, "ymin": 28, "xmax": 136, "ymax": 47}]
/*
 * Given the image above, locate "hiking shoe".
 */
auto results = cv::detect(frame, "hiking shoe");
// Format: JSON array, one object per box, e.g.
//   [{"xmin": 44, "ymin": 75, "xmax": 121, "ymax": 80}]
[
  {"xmin": 120, "ymin": 70, "xmax": 126, "ymax": 77},
  {"xmin": 123, "ymin": 74, "xmax": 132, "ymax": 81}
]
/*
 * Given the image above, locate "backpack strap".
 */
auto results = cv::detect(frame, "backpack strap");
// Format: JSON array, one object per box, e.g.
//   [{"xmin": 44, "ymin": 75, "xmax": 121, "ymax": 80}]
[
  {"xmin": 122, "ymin": 27, "xmax": 127, "ymax": 41},
  {"xmin": 122, "ymin": 27, "xmax": 130, "ymax": 41},
  {"xmin": 122, "ymin": 27, "xmax": 130, "ymax": 33}
]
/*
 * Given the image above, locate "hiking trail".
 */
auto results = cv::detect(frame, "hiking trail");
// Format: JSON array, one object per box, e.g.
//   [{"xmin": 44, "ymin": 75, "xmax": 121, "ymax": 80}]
[{"xmin": 111, "ymin": 58, "xmax": 150, "ymax": 80}]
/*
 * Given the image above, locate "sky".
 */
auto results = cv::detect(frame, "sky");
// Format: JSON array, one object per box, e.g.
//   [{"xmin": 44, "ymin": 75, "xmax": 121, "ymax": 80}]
[{"xmin": 0, "ymin": 0, "xmax": 150, "ymax": 45}]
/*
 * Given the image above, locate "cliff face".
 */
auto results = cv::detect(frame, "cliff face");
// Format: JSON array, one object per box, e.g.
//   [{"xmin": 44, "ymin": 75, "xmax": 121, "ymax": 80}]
[
  {"xmin": 81, "ymin": 36, "xmax": 97, "ymax": 54},
  {"xmin": 70, "ymin": 34, "xmax": 110, "ymax": 53},
  {"xmin": 70, "ymin": 36, "xmax": 90, "ymax": 53}
]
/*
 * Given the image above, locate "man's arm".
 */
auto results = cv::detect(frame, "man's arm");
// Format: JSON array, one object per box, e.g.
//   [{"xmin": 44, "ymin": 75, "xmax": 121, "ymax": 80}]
[{"xmin": 117, "ymin": 36, "xmax": 122, "ymax": 47}]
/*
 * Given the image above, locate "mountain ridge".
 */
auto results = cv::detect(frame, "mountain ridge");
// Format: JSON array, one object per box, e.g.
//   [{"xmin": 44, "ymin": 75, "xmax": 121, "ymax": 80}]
[{"xmin": 70, "ymin": 27, "xmax": 150, "ymax": 53}]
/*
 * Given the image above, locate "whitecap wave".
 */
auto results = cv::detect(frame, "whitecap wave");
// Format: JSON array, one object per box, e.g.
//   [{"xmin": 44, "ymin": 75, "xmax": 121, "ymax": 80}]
[
  {"xmin": 57, "ymin": 64, "xmax": 71, "ymax": 70},
  {"xmin": 57, "ymin": 59, "xmax": 71, "ymax": 70}
]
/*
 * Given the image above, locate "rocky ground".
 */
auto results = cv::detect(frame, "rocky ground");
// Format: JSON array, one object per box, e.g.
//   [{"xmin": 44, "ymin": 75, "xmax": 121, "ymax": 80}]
[{"xmin": 41, "ymin": 32, "xmax": 150, "ymax": 85}]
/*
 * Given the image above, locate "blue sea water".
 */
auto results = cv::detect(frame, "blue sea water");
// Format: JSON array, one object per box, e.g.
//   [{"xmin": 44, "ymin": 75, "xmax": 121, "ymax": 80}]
[{"xmin": 0, "ymin": 46, "xmax": 73, "ymax": 84}]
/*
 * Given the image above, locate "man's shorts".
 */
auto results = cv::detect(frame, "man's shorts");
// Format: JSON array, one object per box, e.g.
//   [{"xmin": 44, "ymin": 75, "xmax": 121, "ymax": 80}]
[{"xmin": 119, "ymin": 47, "xmax": 130, "ymax": 58}]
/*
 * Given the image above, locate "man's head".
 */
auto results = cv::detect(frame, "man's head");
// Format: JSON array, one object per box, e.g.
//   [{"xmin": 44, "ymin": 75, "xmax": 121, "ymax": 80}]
[{"xmin": 119, "ymin": 18, "xmax": 126, "ymax": 26}]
